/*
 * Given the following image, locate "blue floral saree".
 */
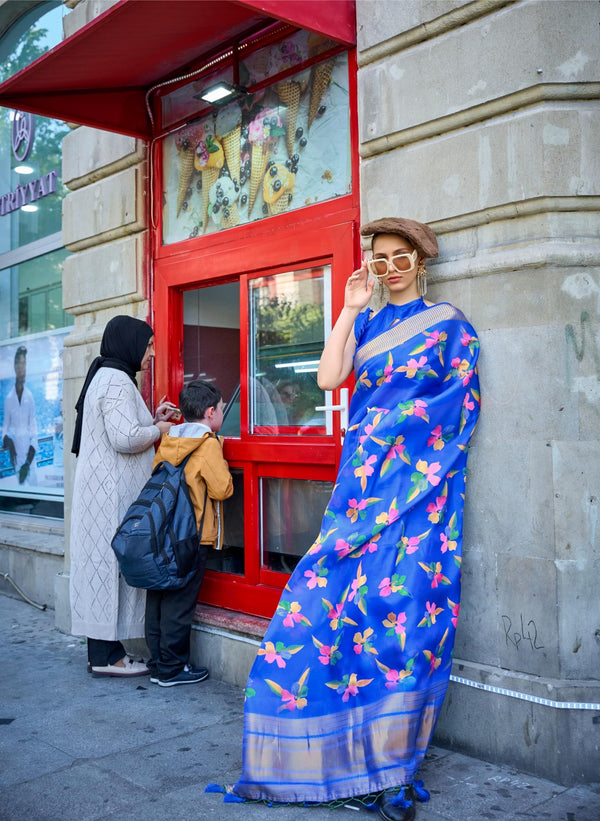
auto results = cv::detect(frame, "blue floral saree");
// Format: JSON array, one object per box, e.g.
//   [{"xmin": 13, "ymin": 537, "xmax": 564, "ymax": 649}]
[{"xmin": 233, "ymin": 299, "xmax": 481, "ymax": 803}]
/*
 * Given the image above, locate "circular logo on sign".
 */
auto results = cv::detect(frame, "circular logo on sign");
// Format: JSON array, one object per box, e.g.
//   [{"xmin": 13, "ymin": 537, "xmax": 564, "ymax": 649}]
[{"xmin": 12, "ymin": 111, "xmax": 35, "ymax": 162}]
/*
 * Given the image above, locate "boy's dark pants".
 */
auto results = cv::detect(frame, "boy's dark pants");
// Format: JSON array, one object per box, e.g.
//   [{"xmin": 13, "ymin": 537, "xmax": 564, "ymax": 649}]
[{"xmin": 145, "ymin": 545, "xmax": 208, "ymax": 680}]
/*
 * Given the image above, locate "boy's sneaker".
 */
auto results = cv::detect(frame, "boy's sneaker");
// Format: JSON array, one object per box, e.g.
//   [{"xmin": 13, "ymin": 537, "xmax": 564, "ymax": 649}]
[{"xmin": 157, "ymin": 665, "xmax": 209, "ymax": 687}]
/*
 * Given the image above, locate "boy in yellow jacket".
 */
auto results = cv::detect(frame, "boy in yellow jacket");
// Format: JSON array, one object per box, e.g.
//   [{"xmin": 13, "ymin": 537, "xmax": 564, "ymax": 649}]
[{"xmin": 145, "ymin": 380, "xmax": 233, "ymax": 687}]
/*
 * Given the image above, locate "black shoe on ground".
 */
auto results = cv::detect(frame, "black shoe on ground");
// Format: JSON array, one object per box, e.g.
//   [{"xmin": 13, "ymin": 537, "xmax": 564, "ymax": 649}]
[
  {"xmin": 157, "ymin": 666, "xmax": 209, "ymax": 687},
  {"xmin": 377, "ymin": 786, "xmax": 416, "ymax": 821}
]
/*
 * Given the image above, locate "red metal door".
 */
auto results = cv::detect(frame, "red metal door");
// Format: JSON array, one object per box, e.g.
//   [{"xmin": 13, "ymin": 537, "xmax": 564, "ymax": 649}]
[{"xmin": 153, "ymin": 221, "xmax": 357, "ymax": 617}]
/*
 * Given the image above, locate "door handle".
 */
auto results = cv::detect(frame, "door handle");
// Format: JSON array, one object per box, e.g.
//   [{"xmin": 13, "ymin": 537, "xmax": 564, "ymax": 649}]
[{"xmin": 315, "ymin": 388, "xmax": 349, "ymax": 438}]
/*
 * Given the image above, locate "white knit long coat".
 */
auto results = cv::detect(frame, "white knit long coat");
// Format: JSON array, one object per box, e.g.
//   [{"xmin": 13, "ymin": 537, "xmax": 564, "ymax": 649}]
[{"xmin": 70, "ymin": 368, "xmax": 159, "ymax": 641}]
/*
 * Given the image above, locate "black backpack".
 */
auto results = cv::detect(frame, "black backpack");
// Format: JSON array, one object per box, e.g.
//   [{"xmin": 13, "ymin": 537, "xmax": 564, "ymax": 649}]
[{"xmin": 111, "ymin": 453, "xmax": 207, "ymax": 590}]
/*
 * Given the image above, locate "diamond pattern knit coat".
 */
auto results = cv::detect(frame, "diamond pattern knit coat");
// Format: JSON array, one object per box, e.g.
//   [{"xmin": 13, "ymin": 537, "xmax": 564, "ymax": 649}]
[{"xmin": 70, "ymin": 368, "xmax": 159, "ymax": 641}]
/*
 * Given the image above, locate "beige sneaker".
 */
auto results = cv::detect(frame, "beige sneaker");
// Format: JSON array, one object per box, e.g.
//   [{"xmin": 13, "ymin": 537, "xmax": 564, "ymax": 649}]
[{"xmin": 90, "ymin": 655, "xmax": 149, "ymax": 678}]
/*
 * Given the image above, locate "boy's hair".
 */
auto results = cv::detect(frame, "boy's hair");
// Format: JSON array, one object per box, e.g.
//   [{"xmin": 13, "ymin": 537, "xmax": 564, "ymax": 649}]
[{"xmin": 179, "ymin": 379, "xmax": 222, "ymax": 423}]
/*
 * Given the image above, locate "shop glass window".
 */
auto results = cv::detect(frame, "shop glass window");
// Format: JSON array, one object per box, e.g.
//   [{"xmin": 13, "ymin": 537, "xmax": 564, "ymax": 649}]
[
  {"xmin": 249, "ymin": 266, "xmax": 329, "ymax": 436},
  {"xmin": 0, "ymin": 2, "xmax": 68, "ymax": 249},
  {"xmin": 0, "ymin": 2, "xmax": 71, "ymax": 520},
  {"xmin": 182, "ymin": 282, "xmax": 240, "ymax": 431},
  {"xmin": 260, "ymin": 476, "xmax": 333, "ymax": 573},
  {"xmin": 207, "ymin": 467, "xmax": 245, "ymax": 576},
  {"xmin": 0, "ymin": 324, "xmax": 69, "ymax": 518},
  {"xmin": 161, "ymin": 46, "xmax": 350, "ymax": 243},
  {"xmin": 0, "ymin": 249, "xmax": 70, "ymax": 339}
]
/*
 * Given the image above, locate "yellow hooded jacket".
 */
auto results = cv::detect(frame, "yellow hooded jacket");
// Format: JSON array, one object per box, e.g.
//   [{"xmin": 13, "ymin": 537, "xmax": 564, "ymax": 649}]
[{"xmin": 153, "ymin": 429, "xmax": 233, "ymax": 549}]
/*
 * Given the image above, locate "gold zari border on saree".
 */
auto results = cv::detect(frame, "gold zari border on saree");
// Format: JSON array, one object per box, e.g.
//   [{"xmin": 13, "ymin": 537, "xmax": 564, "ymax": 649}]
[{"xmin": 354, "ymin": 303, "xmax": 464, "ymax": 375}]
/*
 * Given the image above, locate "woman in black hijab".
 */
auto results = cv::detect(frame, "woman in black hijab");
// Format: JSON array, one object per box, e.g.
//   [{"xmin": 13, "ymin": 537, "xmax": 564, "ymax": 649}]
[{"xmin": 69, "ymin": 316, "xmax": 175, "ymax": 677}]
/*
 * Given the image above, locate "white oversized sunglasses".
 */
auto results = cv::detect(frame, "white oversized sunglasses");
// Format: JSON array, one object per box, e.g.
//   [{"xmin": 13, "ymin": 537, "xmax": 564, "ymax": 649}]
[{"xmin": 366, "ymin": 250, "xmax": 418, "ymax": 278}]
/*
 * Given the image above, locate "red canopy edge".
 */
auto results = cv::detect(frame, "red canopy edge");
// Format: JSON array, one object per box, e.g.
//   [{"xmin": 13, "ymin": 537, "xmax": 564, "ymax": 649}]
[{"xmin": 0, "ymin": 0, "xmax": 356, "ymax": 139}]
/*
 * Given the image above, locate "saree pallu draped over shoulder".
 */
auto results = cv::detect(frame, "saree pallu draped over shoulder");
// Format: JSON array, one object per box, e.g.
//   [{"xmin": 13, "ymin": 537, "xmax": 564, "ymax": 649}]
[{"xmin": 234, "ymin": 302, "xmax": 481, "ymax": 804}]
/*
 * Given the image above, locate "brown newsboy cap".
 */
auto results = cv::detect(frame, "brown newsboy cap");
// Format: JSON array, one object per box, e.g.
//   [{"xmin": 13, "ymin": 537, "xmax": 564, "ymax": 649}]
[{"xmin": 360, "ymin": 217, "xmax": 439, "ymax": 259}]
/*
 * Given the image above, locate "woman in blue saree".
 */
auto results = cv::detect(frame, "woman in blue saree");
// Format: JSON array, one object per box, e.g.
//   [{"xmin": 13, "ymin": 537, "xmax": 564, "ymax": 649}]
[{"xmin": 221, "ymin": 218, "xmax": 480, "ymax": 821}]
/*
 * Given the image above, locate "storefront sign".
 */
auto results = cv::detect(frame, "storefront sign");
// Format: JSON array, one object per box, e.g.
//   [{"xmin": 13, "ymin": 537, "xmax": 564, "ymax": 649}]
[
  {"xmin": 12, "ymin": 111, "xmax": 34, "ymax": 161},
  {"xmin": 0, "ymin": 171, "xmax": 58, "ymax": 216},
  {"xmin": 0, "ymin": 110, "xmax": 59, "ymax": 216}
]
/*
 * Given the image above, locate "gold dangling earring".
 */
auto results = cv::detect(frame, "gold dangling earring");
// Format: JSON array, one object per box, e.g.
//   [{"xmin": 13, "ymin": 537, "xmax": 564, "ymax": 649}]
[{"xmin": 417, "ymin": 260, "xmax": 427, "ymax": 297}]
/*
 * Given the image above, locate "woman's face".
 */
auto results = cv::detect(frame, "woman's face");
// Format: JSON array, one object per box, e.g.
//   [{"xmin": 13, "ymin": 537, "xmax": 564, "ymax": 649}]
[
  {"xmin": 140, "ymin": 336, "xmax": 155, "ymax": 370},
  {"xmin": 371, "ymin": 233, "xmax": 421, "ymax": 303}
]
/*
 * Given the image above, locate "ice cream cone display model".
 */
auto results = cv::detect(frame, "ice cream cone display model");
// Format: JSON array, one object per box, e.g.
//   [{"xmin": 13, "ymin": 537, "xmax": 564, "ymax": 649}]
[
  {"xmin": 263, "ymin": 162, "xmax": 295, "ymax": 216},
  {"xmin": 194, "ymin": 135, "xmax": 224, "ymax": 232},
  {"xmin": 276, "ymin": 81, "xmax": 301, "ymax": 158},
  {"xmin": 175, "ymin": 137, "xmax": 196, "ymax": 218},
  {"xmin": 208, "ymin": 176, "xmax": 240, "ymax": 230},
  {"xmin": 216, "ymin": 102, "xmax": 242, "ymax": 186},
  {"xmin": 162, "ymin": 49, "xmax": 351, "ymax": 245},
  {"xmin": 247, "ymin": 108, "xmax": 285, "ymax": 214},
  {"xmin": 308, "ymin": 59, "xmax": 334, "ymax": 130},
  {"xmin": 222, "ymin": 125, "xmax": 241, "ymax": 184}
]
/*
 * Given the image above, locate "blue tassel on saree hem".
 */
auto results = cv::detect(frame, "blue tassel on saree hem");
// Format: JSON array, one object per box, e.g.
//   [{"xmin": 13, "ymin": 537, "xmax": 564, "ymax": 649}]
[
  {"xmin": 223, "ymin": 793, "xmax": 245, "ymax": 803},
  {"xmin": 388, "ymin": 786, "xmax": 413, "ymax": 810},
  {"xmin": 413, "ymin": 778, "xmax": 430, "ymax": 802}
]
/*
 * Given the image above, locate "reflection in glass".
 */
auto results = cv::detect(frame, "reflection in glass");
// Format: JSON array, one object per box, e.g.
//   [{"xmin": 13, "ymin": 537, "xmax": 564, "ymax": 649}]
[
  {"xmin": 206, "ymin": 467, "xmax": 244, "ymax": 576},
  {"xmin": 260, "ymin": 477, "xmax": 333, "ymax": 573},
  {"xmin": 0, "ymin": 248, "xmax": 72, "ymax": 341},
  {"xmin": 249, "ymin": 266, "xmax": 328, "ymax": 436},
  {"xmin": 182, "ymin": 283, "xmax": 240, "ymax": 434}
]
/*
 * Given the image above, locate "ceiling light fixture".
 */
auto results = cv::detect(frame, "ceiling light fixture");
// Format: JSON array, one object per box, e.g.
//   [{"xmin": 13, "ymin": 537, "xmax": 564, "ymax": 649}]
[{"xmin": 196, "ymin": 81, "xmax": 247, "ymax": 106}]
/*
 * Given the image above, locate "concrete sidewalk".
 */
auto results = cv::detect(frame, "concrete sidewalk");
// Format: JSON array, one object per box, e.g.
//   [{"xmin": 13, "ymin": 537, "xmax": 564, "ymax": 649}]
[{"xmin": 1, "ymin": 593, "xmax": 598, "ymax": 821}]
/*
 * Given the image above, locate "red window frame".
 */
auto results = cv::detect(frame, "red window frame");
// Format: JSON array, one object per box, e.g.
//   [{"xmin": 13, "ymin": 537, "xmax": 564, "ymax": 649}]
[{"xmin": 150, "ymin": 49, "xmax": 360, "ymax": 618}]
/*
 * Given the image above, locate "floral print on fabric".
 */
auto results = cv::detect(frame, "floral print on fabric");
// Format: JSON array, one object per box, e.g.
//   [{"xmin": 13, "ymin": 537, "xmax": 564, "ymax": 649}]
[{"xmin": 234, "ymin": 302, "xmax": 480, "ymax": 804}]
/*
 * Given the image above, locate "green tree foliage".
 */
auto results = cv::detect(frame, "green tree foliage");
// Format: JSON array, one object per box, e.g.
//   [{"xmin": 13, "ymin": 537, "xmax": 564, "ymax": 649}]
[{"xmin": 257, "ymin": 295, "xmax": 324, "ymax": 347}]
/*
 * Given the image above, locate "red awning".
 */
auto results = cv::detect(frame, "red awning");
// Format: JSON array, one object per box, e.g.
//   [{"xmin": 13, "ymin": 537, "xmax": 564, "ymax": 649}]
[{"xmin": 0, "ymin": 0, "xmax": 355, "ymax": 139}]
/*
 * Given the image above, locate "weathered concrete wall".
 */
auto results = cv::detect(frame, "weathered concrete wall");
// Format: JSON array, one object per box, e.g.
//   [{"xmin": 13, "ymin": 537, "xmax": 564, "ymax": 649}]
[{"xmin": 356, "ymin": 0, "xmax": 600, "ymax": 785}]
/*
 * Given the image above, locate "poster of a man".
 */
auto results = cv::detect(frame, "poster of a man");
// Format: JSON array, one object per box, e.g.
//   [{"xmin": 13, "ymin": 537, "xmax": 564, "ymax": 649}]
[
  {"xmin": 2, "ymin": 345, "xmax": 37, "ymax": 485},
  {"xmin": 0, "ymin": 332, "xmax": 66, "ymax": 499}
]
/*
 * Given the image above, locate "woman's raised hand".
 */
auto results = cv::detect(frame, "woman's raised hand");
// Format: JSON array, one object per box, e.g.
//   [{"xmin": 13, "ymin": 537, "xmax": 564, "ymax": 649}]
[{"xmin": 344, "ymin": 260, "xmax": 374, "ymax": 311}]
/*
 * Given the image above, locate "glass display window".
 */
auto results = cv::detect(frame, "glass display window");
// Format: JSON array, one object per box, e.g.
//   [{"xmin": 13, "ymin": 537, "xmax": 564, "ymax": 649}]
[
  {"xmin": 161, "ymin": 51, "xmax": 350, "ymax": 243},
  {"xmin": 0, "ymin": 3, "xmax": 71, "ymax": 519},
  {"xmin": 0, "ymin": 2, "xmax": 68, "ymax": 251},
  {"xmin": 248, "ymin": 266, "xmax": 329, "ymax": 436},
  {"xmin": 0, "ymin": 327, "xmax": 68, "ymax": 516}
]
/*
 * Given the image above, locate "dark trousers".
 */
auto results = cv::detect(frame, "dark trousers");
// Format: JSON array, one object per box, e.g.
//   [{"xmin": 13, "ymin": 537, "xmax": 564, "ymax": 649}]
[
  {"xmin": 144, "ymin": 546, "xmax": 207, "ymax": 680},
  {"xmin": 87, "ymin": 638, "xmax": 126, "ymax": 667}
]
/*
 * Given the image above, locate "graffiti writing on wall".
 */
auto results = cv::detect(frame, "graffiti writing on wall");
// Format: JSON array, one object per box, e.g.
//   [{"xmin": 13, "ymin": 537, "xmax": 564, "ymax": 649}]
[
  {"xmin": 502, "ymin": 614, "xmax": 545, "ymax": 651},
  {"xmin": 565, "ymin": 310, "xmax": 600, "ymax": 387}
]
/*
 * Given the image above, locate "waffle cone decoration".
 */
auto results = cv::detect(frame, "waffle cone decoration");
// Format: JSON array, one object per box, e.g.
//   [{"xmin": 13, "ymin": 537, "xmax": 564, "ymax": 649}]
[
  {"xmin": 221, "ymin": 201, "xmax": 241, "ymax": 230},
  {"xmin": 176, "ymin": 145, "xmax": 195, "ymax": 217},
  {"xmin": 263, "ymin": 163, "xmax": 294, "ymax": 218},
  {"xmin": 222, "ymin": 125, "xmax": 241, "ymax": 184},
  {"xmin": 268, "ymin": 194, "xmax": 292, "ymax": 217},
  {"xmin": 277, "ymin": 81, "xmax": 301, "ymax": 157},
  {"xmin": 248, "ymin": 143, "xmax": 271, "ymax": 214},
  {"xmin": 201, "ymin": 167, "xmax": 220, "ymax": 232},
  {"xmin": 308, "ymin": 59, "xmax": 334, "ymax": 130}
]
